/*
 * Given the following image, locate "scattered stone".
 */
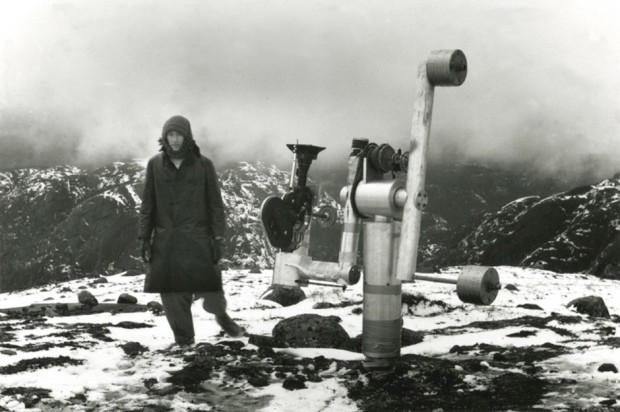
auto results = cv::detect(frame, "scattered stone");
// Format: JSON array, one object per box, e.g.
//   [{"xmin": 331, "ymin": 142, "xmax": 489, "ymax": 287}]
[
  {"xmin": 0, "ymin": 387, "xmax": 51, "ymax": 408},
  {"xmin": 92, "ymin": 277, "xmax": 108, "ymax": 284},
  {"xmin": 567, "ymin": 296, "xmax": 610, "ymax": 318},
  {"xmin": 0, "ymin": 349, "xmax": 17, "ymax": 356},
  {"xmin": 120, "ymin": 342, "xmax": 148, "ymax": 357},
  {"xmin": 248, "ymin": 334, "xmax": 276, "ymax": 348},
  {"xmin": 59, "ymin": 286, "xmax": 72, "ymax": 293},
  {"xmin": 68, "ymin": 393, "xmax": 87, "ymax": 405},
  {"xmin": 600, "ymin": 399, "xmax": 617, "ymax": 407},
  {"xmin": 597, "ymin": 363, "xmax": 618, "ymax": 373},
  {"xmin": 0, "ymin": 356, "xmax": 84, "ymax": 375},
  {"xmin": 506, "ymin": 329, "xmax": 538, "ymax": 338},
  {"xmin": 283, "ymin": 374, "xmax": 307, "ymax": 390},
  {"xmin": 260, "ymin": 285, "xmax": 306, "ymax": 307},
  {"xmin": 117, "ymin": 293, "xmax": 138, "ymax": 304},
  {"xmin": 77, "ymin": 290, "xmax": 98, "ymax": 307},
  {"xmin": 313, "ymin": 302, "xmax": 337, "ymax": 309},
  {"xmin": 518, "ymin": 303, "xmax": 543, "ymax": 310},
  {"xmin": 273, "ymin": 314, "xmax": 350, "ymax": 349},
  {"xmin": 146, "ymin": 301, "xmax": 164, "ymax": 315},
  {"xmin": 504, "ymin": 284, "xmax": 519, "ymax": 291},
  {"xmin": 114, "ymin": 321, "xmax": 153, "ymax": 329},
  {"xmin": 402, "ymin": 328, "xmax": 424, "ymax": 346}
]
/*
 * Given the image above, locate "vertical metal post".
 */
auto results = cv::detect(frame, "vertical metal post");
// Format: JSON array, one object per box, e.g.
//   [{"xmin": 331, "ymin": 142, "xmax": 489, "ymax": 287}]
[
  {"xmin": 396, "ymin": 50, "xmax": 467, "ymax": 282},
  {"xmin": 363, "ymin": 217, "xmax": 402, "ymax": 367},
  {"xmin": 396, "ymin": 63, "xmax": 434, "ymax": 282},
  {"xmin": 338, "ymin": 139, "xmax": 367, "ymax": 269}
]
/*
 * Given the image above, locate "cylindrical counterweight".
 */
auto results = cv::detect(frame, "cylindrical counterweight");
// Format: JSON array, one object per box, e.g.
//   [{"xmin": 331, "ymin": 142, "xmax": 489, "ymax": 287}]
[
  {"xmin": 363, "ymin": 219, "xmax": 402, "ymax": 361},
  {"xmin": 426, "ymin": 49, "xmax": 467, "ymax": 86}
]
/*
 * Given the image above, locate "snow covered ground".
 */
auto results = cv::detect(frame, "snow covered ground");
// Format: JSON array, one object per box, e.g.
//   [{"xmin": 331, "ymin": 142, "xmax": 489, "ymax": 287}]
[{"xmin": 0, "ymin": 266, "xmax": 619, "ymax": 411}]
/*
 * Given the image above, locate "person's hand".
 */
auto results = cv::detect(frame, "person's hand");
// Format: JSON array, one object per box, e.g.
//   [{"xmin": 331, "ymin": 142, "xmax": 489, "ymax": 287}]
[
  {"xmin": 141, "ymin": 239, "xmax": 152, "ymax": 263},
  {"xmin": 212, "ymin": 236, "xmax": 225, "ymax": 264}
]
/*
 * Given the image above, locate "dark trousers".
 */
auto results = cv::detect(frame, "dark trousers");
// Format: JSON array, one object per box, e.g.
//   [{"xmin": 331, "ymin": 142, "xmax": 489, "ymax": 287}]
[{"xmin": 160, "ymin": 291, "xmax": 228, "ymax": 344}]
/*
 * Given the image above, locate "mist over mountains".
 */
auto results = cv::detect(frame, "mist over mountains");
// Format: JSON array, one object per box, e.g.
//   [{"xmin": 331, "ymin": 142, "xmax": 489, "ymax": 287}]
[{"xmin": 1, "ymin": 159, "xmax": 619, "ymax": 292}]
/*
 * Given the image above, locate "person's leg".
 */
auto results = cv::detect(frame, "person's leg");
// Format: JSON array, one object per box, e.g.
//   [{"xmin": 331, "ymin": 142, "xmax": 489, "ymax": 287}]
[
  {"xmin": 160, "ymin": 292, "xmax": 195, "ymax": 345},
  {"xmin": 198, "ymin": 291, "xmax": 246, "ymax": 337}
]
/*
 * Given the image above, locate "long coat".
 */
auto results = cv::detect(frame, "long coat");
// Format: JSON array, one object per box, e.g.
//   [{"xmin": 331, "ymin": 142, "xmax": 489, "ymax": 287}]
[{"xmin": 138, "ymin": 152, "xmax": 226, "ymax": 293}]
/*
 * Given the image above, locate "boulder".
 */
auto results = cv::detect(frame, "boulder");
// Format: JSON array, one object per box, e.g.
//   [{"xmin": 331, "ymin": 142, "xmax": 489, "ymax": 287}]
[
  {"xmin": 117, "ymin": 293, "xmax": 138, "ymax": 304},
  {"xmin": 146, "ymin": 301, "xmax": 164, "ymax": 315},
  {"xmin": 77, "ymin": 290, "xmax": 98, "ymax": 307},
  {"xmin": 567, "ymin": 296, "xmax": 610, "ymax": 318},
  {"xmin": 260, "ymin": 285, "xmax": 306, "ymax": 307},
  {"xmin": 598, "ymin": 363, "xmax": 618, "ymax": 373},
  {"xmin": 273, "ymin": 314, "xmax": 350, "ymax": 349}
]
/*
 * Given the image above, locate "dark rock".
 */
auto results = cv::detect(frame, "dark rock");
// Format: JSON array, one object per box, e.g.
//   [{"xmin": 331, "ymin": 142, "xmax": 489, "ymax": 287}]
[
  {"xmin": 283, "ymin": 374, "xmax": 307, "ymax": 390},
  {"xmin": 77, "ymin": 290, "xmax": 98, "ymax": 307},
  {"xmin": 146, "ymin": 301, "xmax": 164, "ymax": 315},
  {"xmin": 248, "ymin": 334, "xmax": 276, "ymax": 348},
  {"xmin": 260, "ymin": 285, "xmax": 306, "ymax": 307},
  {"xmin": 597, "ymin": 363, "xmax": 618, "ymax": 373},
  {"xmin": 567, "ymin": 296, "xmax": 610, "ymax": 318},
  {"xmin": 306, "ymin": 373, "xmax": 322, "ymax": 382},
  {"xmin": 0, "ymin": 387, "xmax": 51, "ymax": 408},
  {"xmin": 313, "ymin": 302, "xmax": 337, "ymax": 309},
  {"xmin": 506, "ymin": 329, "xmax": 538, "ymax": 338},
  {"xmin": 117, "ymin": 293, "xmax": 138, "ymax": 304},
  {"xmin": 273, "ymin": 314, "xmax": 350, "ymax": 349},
  {"xmin": 92, "ymin": 277, "xmax": 108, "ymax": 284},
  {"xmin": 505, "ymin": 284, "xmax": 519, "ymax": 291},
  {"xmin": 489, "ymin": 372, "xmax": 546, "ymax": 409},
  {"xmin": 517, "ymin": 303, "xmax": 543, "ymax": 310},
  {"xmin": 402, "ymin": 328, "xmax": 424, "ymax": 346},
  {"xmin": 600, "ymin": 399, "xmax": 617, "ymax": 406},
  {"xmin": 248, "ymin": 375, "xmax": 269, "ymax": 387},
  {"xmin": 120, "ymin": 342, "xmax": 148, "ymax": 357},
  {"xmin": 114, "ymin": 321, "xmax": 153, "ymax": 329}
]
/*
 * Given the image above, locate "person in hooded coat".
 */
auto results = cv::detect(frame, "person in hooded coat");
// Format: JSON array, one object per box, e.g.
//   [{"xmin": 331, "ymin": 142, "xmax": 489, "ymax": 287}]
[{"xmin": 138, "ymin": 115, "xmax": 245, "ymax": 345}]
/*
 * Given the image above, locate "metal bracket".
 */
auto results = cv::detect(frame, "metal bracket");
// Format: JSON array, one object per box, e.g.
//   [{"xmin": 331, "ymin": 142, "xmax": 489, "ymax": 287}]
[{"xmin": 414, "ymin": 190, "xmax": 428, "ymax": 211}]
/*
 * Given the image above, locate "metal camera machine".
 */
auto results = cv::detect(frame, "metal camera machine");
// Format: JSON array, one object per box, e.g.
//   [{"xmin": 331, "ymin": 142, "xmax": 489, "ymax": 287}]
[{"xmin": 261, "ymin": 50, "xmax": 501, "ymax": 368}]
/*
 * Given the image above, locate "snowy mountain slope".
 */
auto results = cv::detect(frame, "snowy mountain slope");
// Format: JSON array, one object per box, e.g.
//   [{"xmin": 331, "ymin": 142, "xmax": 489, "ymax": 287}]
[
  {"xmin": 0, "ymin": 266, "xmax": 618, "ymax": 411},
  {"xmin": 0, "ymin": 161, "xmax": 302, "ymax": 292},
  {"xmin": 453, "ymin": 176, "xmax": 620, "ymax": 275}
]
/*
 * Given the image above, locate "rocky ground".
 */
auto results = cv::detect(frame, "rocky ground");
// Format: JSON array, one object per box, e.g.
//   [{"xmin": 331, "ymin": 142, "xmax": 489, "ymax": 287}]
[{"xmin": 0, "ymin": 267, "xmax": 619, "ymax": 411}]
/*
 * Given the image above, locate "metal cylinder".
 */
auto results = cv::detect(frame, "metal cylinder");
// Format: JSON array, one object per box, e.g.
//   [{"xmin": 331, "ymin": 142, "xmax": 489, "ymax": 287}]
[
  {"xmin": 302, "ymin": 261, "xmax": 362, "ymax": 285},
  {"xmin": 363, "ymin": 220, "xmax": 402, "ymax": 362},
  {"xmin": 456, "ymin": 266, "xmax": 500, "ymax": 305},
  {"xmin": 426, "ymin": 49, "xmax": 467, "ymax": 87},
  {"xmin": 355, "ymin": 179, "xmax": 407, "ymax": 219},
  {"xmin": 338, "ymin": 141, "xmax": 364, "ymax": 267}
]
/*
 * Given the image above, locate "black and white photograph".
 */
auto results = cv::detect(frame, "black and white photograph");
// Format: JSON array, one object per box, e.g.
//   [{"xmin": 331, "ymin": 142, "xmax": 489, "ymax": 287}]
[{"xmin": 1, "ymin": 1, "xmax": 619, "ymax": 410}]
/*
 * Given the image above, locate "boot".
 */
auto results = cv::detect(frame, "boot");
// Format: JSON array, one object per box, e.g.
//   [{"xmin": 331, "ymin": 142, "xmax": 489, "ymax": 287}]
[{"xmin": 216, "ymin": 313, "xmax": 246, "ymax": 338}]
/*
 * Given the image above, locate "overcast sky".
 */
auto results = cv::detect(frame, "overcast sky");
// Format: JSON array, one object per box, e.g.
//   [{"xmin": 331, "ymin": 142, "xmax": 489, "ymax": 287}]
[{"xmin": 1, "ymin": 0, "xmax": 619, "ymax": 183}]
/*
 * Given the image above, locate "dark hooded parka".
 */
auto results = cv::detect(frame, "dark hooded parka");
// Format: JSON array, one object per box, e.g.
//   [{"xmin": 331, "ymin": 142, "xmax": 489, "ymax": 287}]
[{"xmin": 138, "ymin": 115, "xmax": 226, "ymax": 293}]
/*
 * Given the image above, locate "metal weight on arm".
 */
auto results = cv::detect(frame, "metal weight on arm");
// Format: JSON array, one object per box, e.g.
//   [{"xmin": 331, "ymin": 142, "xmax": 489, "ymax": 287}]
[{"xmin": 413, "ymin": 266, "xmax": 501, "ymax": 305}]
